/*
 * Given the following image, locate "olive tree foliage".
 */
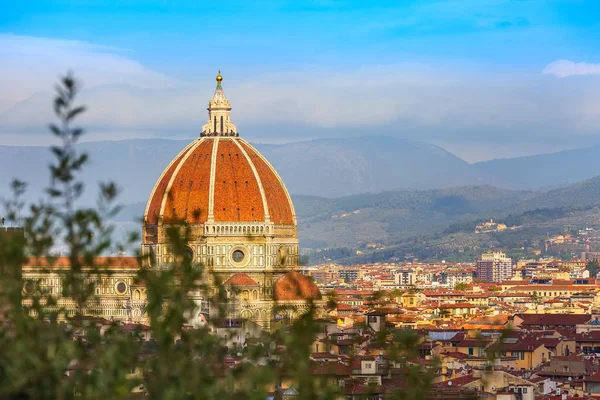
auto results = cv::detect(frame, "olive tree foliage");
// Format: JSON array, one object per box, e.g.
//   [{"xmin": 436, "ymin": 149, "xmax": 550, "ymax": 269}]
[
  {"xmin": 0, "ymin": 74, "xmax": 433, "ymax": 400},
  {"xmin": 0, "ymin": 74, "xmax": 138, "ymax": 399}
]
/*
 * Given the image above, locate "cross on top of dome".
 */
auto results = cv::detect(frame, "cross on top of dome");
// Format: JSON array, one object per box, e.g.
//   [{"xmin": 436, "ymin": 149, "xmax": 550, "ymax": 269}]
[{"xmin": 201, "ymin": 70, "xmax": 238, "ymax": 137}]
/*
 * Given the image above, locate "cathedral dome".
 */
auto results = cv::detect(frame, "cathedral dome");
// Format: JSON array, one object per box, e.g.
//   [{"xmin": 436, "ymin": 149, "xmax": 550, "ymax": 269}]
[
  {"xmin": 144, "ymin": 72, "xmax": 295, "ymax": 229},
  {"xmin": 274, "ymin": 271, "xmax": 322, "ymax": 302},
  {"xmin": 144, "ymin": 136, "xmax": 295, "ymax": 226}
]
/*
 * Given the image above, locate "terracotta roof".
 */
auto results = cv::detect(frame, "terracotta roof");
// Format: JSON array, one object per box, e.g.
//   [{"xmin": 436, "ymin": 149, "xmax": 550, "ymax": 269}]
[
  {"xmin": 440, "ymin": 302, "xmax": 475, "ymax": 309},
  {"xmin": 144, "ymin": 137, "xmax": 295, "ymax": 226},
  {"xmin": 585, "ymin": 371, "xmax": 600, "ymax": 382},
  {"xmin": 25, "ymin": 256, "xmax": 139, "ymax": 268},
  {"xmin": 156, "ymin": 139, "xmax": 215, "ymax": 224},
  {"xmin": 274, "ymin": 271, "xmax": 321, "ymax": 301},
  {"xmin": 457, "ymin": 339, "xmax": 492, "ymax": 347},
  {"xmin": 213, "ymin": 139, "xmax": 265, "ymax": 222},
  {"xmin": 574, "ymin": 331, "xmax": 600, "ymax": 341},
  {"xmin": 506, "ymin": 285, "xmax": 595, "ymax": 291},
  {"xmin": 239, "ymin": 140, "xmax": 294, "ymax": 225},
  {"xmin": 343, "ymin": 380, "xmax": 384, "ymax": 395},
  {"xmin": 536, "ymin": 338, "xmax": 561, "ymax": 348},
  {"xmin": 223, "ymin": 273, "xmax": 259, "ymax": 286},
  {"xmin": 516, "ymin": 314, "xmax": 592, "ymax": 327},
  {"xmin": 310, "ymin": 352, "xmax": 340, "ymax": 360},
  {"xmin": 459, "ymin": 324, "xmax": 506, "ymax": 331},
  {"xmin": 502, "ymin": 339, "xmax": 547, "ymax": 352},
  {"xmin": 442, "ymin": 351, "xmax": 475, "ymax": 360},
  {"xmin": 431, "ymin": 375, "xmax": 480, "ymax": 387},
  {"xmin": 463, "ymin": 315, "xmax": 509, "ymax": 325},
  {"xmin": 145, "ymin": 141, "xmax": 197, "ymax": 225},
  {"xmin": 528, "ymin": 376, "xmax": 549, "ymax": 383},
  {"xmin": 309, "ymin": 361, "xmax": 352, "ymax": 376}
]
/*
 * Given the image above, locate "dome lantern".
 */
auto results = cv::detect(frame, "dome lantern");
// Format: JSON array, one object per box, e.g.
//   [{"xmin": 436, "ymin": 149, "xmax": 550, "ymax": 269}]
[{"xmin": 202, "ymin": 70, "xmax": 238, "ymax": 137}]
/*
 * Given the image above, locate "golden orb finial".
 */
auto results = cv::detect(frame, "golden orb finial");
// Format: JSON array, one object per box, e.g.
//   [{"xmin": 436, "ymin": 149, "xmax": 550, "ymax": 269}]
[{"xmin": 216, "ymin": 70, "xmax": 223, "ymax": 83}]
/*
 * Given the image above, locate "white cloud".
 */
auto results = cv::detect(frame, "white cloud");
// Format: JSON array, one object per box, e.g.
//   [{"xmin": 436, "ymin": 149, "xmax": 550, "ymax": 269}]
[
  {"xmin": 542, "ymin": 59, "xmax": 600, "ymax": 78},
  {"xmin": 0, "ymin": 34, "xmax": 177, "ymax": 114},
  {"xmin": 3, "ymin": 35, "xmax": 600, "ymax": 151}
]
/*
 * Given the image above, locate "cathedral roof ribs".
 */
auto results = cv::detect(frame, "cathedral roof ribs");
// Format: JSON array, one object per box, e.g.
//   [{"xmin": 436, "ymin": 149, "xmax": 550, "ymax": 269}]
[
  {"xmin": 143, "ymin": 71, "xmax": 296, "ymax": 231},
  {"xmin": 138, "ymin": 71, "xmax": 322, "ymax": 316}
]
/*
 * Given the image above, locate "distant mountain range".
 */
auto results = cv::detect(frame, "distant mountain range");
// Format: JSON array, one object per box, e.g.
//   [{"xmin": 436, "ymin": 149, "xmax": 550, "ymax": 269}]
[
  {"xmin": 110, "ymin": 175, "xmax": 600, "ymax": 261},
  {"xmin": 5, "ymin": 134, "xmax": 600, "ymax": 261},
  {"xmin": 292, "ymin": 175, "xmax": 600, "ymax": 251},
  {"xmin": 4, "ymin": 136, "xmax": 600, "ymax": 205},
  {"xmin": 473, "ymin": 145, "xmax": 600, "ymax": 189},
  {"xmin": 292, "ymin": 175, "xmax": 600, "ymax": 263},
  {"xmin": 255, "ymin": 136, "xmax": 503, "ymax": 197}
]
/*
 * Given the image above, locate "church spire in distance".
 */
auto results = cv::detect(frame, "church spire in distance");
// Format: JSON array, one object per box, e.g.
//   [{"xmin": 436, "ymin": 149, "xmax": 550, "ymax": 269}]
[{"xmin": 201, "ymin": 70, "xmax": 238, "ymax": 137}]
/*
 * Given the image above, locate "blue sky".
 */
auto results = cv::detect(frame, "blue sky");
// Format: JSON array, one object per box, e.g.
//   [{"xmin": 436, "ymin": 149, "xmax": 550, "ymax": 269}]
[{"xmin": 2, "ymin": 0, "xmax": 600, "ymax": 161}]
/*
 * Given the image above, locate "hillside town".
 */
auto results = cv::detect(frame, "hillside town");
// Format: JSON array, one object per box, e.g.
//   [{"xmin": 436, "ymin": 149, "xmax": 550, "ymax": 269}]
[
  {"xmin": 232, "ymin": 251, "xmax": 597, "ymax": 398},
  {"xmin": 18, "ymin": 246, "xmax": 600, "ymax": 399}
]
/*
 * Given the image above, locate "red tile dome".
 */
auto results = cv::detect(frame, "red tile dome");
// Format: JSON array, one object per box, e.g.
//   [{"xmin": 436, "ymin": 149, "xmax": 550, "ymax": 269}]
[
  {"xmin": 144, "ymin": 137, "xmax": 296, "ymax": 226},
  {"xmin": 223, "ymin": 273, "xmax": 259, "ymax": 287},
  {"xmin": 274, "ymin": 271, "xmax": 322, "ymax": 301}
]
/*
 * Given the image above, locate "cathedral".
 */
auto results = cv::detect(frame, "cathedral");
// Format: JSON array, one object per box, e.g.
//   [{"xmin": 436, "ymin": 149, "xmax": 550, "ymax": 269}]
[{"xmin": 21, "ymin": 72, "xmax": 322, "ymax": 329}]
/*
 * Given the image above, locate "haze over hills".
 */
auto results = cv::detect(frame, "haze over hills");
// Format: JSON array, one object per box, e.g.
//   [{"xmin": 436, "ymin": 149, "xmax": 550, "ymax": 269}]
[
  {"xmin": 295, "ymin": 176, "xmax": 600, "ymax": 249},
  {"xmin": 110, "ymin": 175, "xmax": 600, "ymax": 264},
  {"xmin": 0, "ymin": 135, "xmax": 501, "ymax": 204},
  {"xmin": 473, "ymin": 144, "xmax": 600, "ymax": 189},
  {"xmin": 292, "ymin": 176, "xmax": 600, "ymax": 263},
  {"xmin": 254, "ymin": 136, "xmax": 501, "ymax": 197},
  {"xmin": 505, "ymin": 175, "xmax": 600, "ymax": 214},
  {"xmin": 5, "ymin": 135, "xmax": 600, "ymax": 262},
  {"xmin": 5, "ymin": 136, "xmax": 600, "ymax": 206}
]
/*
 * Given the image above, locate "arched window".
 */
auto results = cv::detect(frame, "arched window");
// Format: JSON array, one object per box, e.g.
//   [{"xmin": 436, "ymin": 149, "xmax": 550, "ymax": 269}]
[
  {"xmin": 185, "ymin": 246, "xmax": 194, "ymax": 261},
  {"xmin": 213, "ymin": 116, "xmax": 216, "ymax": 133}
]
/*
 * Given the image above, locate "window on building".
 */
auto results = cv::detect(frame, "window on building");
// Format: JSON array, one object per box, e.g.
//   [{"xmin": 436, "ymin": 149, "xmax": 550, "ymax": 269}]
[{"xmin": 468, "ymin": 348, "xmax": 474, "ymax": 355}]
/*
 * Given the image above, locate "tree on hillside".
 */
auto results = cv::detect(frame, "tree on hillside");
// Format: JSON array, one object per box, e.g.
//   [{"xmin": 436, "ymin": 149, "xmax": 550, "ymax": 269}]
[{"xmin": 587, "ymin": 261, "xmax": 600, "ymax": 278}]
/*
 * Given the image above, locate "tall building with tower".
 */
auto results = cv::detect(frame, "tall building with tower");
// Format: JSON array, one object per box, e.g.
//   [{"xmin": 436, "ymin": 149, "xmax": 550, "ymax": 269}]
[{"xmin": 476, "ymin": 251, "xmax": 513, "ymax": 283}]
